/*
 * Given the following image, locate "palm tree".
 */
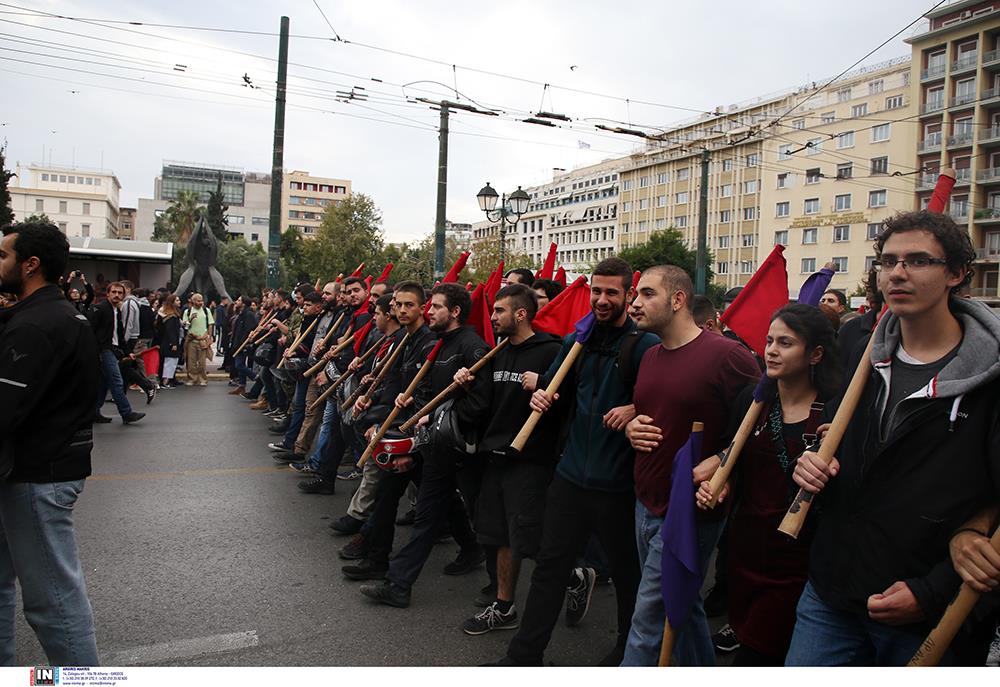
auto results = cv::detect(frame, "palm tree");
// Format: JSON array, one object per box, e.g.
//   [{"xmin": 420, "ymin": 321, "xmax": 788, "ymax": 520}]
[{"xmin": 166, "ymin": 190, "xmax": 203, "ymax": 243}]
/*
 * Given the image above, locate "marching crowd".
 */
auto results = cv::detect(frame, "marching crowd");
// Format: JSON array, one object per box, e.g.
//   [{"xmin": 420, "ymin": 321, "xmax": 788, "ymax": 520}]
[{"xmin": 1, "ymin": 209, "xmax": 999, "ymax": 668}]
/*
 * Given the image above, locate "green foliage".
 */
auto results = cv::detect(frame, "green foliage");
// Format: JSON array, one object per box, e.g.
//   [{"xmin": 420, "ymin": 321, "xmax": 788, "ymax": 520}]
[
  {"xmin": 152, "ymin": 213, "xmax": 176, "ymax": 242},
  {"xmin": 0, "ymin": 143, "xmax": 14, "ymax": 227},
  {"xmin": 468, "ymin": 237, "xmax": 532, "ymax": 278},
  {"xmin": 216, "ymin": 238, "xmax": 267, "ymax": 298},
  {"xmin": 299, "ymin": 193, "xmax": 385, "ymax": 282},
  {"xmin": 22, "ymin": 212, "xmax": 52, "ymax": 225},
  {"xmin": 163, "ymin": 190, "xmax": 202, "ymax": 243},
  {"xmin": 616, "ymin": 228, "xmax": 721, "ymax": 298},
  {"xmin": 279, "ymin": 227, "xmax": 308, "ymax": 284},
  {"xmin": 384, "ymin": 234, "xmax": 470, "ymax": 285},
  {"xmin": 205, "ymin": 173, "xmax": 229, "ymax": 242}
]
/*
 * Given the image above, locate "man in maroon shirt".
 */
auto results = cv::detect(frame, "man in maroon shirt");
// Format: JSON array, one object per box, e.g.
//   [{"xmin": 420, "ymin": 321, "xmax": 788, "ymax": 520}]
[{"xmin": 622, "ymin": 265, "xmax": 759, "ymax": 665}]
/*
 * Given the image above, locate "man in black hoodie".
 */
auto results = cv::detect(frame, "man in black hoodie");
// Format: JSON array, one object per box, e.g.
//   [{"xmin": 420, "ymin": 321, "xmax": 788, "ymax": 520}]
[
  {"xmin": 451, "ymin": 283, "xmax": 563, "ymax": 634},
  {"xmin": 0, "ymin": 221, "xmax": 100, "ymax": 665}
]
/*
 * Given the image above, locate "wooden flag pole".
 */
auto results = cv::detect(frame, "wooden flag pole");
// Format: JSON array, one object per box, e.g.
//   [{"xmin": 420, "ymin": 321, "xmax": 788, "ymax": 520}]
[
  {"xmin": 658, "ymin": 618, "xmax": 675, "ymax": 667},
  {"xmin": 232, "ymin": 310, "xmax": 275, "ymax": 356},
  {"xmin": 302, "ymin": 311, "xmax": 348, "ymax": 378},
  {"xmin": 909, "ymin": 527, "xmax": 1000, "ymax": 666},
  {"xmin": 510, "ymin": 341, "xmax": 584, "ymax": 452},
  {"xmin": 706, "ymin": 399, "xmax": 766, "ymax": 507},
  {"xmin": 276, "ymin": 317, "xmax": 318, "ymax": 369},
  {"xmin": 307, "ymin": 334, "xmax": 387, "ymax": 411},
  {"xmin": 340, "ymin": 331, "xmax": 411, "ymax": 414},
  {"xmin": 778, "ymin": 332, "xmax": 877, "ymax": 539},
  {"xmin": 356, "ymin": 345, "xmax": 437, "ymax": 467},
  {"xmin": 399, "ymin": 339, "xmax": 509, "ymax": 432}
]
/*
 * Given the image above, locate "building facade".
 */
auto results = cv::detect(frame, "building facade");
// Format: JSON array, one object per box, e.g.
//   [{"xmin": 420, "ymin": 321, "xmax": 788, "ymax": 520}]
[
  {"xmin": 9, "ymin": 163, "xmax": 121, "ymax": 238},
  {"xmin": 281, "ymin": 170, "xmax": 351, "ymax": 237},
  {"xmin": 907, "ymin": 0, "xmax": 1000, "ymax": 300},
  {"xmin": 115, "ymin": 207, "xmax": 136, "ymax": 240}
]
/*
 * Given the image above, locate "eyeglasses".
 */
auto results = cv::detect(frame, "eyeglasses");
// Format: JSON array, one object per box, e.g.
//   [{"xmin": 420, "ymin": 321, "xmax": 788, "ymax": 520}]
[{"xmin": 873, "ymin": 255, "xmax": 948, "ymax": 271}]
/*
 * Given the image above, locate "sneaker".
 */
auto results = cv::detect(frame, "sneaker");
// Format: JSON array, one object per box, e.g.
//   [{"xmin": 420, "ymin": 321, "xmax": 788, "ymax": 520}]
[
  {"xmin": 271, "ymin": 451, "xmax": 302, "ymax": 464},
  {"xmin": 474, "ymin": 582, "xmax": 497, "ymax": 608},
  {"xmin": 240, "ymin": 392, "xmax": 256, "ymax": 401},
  {"xmin": 145, "ymin": 386, "xmax": 157, "ymax": 405},
  {"xmin": 443, "ymin": 547, "xmax": 486, "ymax": 576},
  {"xmin": 986, "ymin": 622, "xmax": 1000, "ymax": 667},
  {"xmin": 122, "ymin": 411, "xmax": 145, "ymax": 425},
  {"xmin": 395, "ymin": 508, "xmax": 416, "ymax": 526},
  {"xmin": 565, "ymin": 567, "xmax": 597, "ymax": 627},
  {"xmin": 330, "ymin": 515, "xmax": 364, "ymax": 535},
  {"xmin": 712, "ymin": 624, "xmax": 740, "ymax": 654},
  {"xmin": 268, "ymin": 424, "xmax": 288, "ymax": 435},
  {"xmin": 704, "ymin": 584, "xmax": 727, "ymax": 618},
  {"xmin": 336, "ymin": 468, "xmax": 362, "ymax": 481},
  {"xmin": 289, "ymin": 462, "xmax": 316, "ymax": 475},
  {"xmin": 338, "ymin": 533, "xmax": 369, "ymax": 560},
  {"xmin": 297, "ymin": 477, "xmax": 335, "ymax": 495},
  {"xmin": 359, "ymin": 580, "xmax": 410, "ymax": 608},
  {"xmin": 249, "ymin": 399, "xmax": 269, "ymax": 410},
  {"xmin": 197, "ymin": 381, "xmax": 207, "ymax": 386},
  {"xmin": 342, "ymin": 558, "xmax": 388, "ymax": 581},
  {"xmin": 462, "ymin": 602, "xmax": 519, "ymax": 636},
  {"xmin": 93, "ymin": 413, "xmax": 113, "ymax": 424},
  {"xmin": 267, "ymin": 442, "xmax": 290, "ymax": 452},
  {"xmin": 263, "ymin": 408, "xmax": 281, "ymax": 417}
]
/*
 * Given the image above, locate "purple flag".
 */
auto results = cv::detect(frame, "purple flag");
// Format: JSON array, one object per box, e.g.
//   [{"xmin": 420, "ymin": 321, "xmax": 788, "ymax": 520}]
[
  {"xmin": 574, "ymin": 311, "xmax": 597, "ymax": 345},
  {"xmin": 660, "ymin": 425, "xmax": 704, "ymax": 631},
  {"xmin": 796, "ymin": 267, "xmax": 835, "ymax": 308}
]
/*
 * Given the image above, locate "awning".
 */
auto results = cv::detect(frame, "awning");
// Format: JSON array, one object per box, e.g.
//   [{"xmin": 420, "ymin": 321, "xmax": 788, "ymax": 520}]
[{"xmin": 68, "ymin": 237, "xmax": 174, "ymax": 263}]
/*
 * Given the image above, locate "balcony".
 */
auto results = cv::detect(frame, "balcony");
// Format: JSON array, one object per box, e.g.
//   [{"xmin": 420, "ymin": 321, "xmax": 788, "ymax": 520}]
[
  {"xmin": 980, "ymin": 126, "xmax": 1000, "ymax": 145},
  {"xmin": 985, "ymin": 50, "xmax": 1000, "ymax": 68},
  {"xmin": 921, "ymin": 64, "xmax": 947, "ymax": 81},
  {"xmin": 977, "ymin": 167, "xmax": 1000, "ymax": 183},
  {"xmin": 951, "ymin": 55, "xmax": 978, "ymax": 74},
  {"xmin": 918, "ymin": 132, "xmax": 943, "ymax": 151},
  {"xmin": 973, "ymin": 208, "xmax": 1000, "ymax": 223},
  {"xmin": 950, "ymin": 204, "xmax": 970, "ymax": 221},
  {"xmin": 917, "ymin": 173, "xmax": 939, "ymax": 191},
  {"xmin": 955, "ymin": 167, "xmax": 973, "ymax": 185},
  {"xmin": 947, "ymin": 131, "xmax": 974, "ymax": 148},
  {"xmin": 981, "ymin": 87, "xmax": 1000, "ymax": 105},
  {"xmin": 949, "ymin": 92, "xmax": 977, "ymax": 109},
  {"xmin": 920, "ymin": 99, "xmax": 945, "ymax": 115}
]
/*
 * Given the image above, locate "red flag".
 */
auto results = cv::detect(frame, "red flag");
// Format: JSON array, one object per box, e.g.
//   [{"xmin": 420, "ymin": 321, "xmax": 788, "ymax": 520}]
[
  {"xmin": 632, "ymin": 270, "xmax": 641, "ymax": 291},
  {"xmin": 928, "ymin": 168, "xmax": 956, "ymax": 213},
  {"xmin": 466, "ymin": 281, "xmax": 474, "ymax": 291},
  {"xmin": 352, "ymin": 319, "xmax": 375, "ymax": 355},
  {"xmin": 443, "ymin": 252, "xmax": 471, "ymax": 283},
  {"xmin": 720, "ymin": 245, "xmax": 788, "ymax": 357},
  {"xmin": 537, "ymin": 243, "xmax": 557, "ymax": 279},
  {"xmin": 350, "ymin": 262, "xmax": 365, "ymax": 277},
  {"xmin": 486, "ymin": 261, "xmax": 504, "ymax": 304},
  {"xmin": 375, "ymin": 263, "xmax": 394, "ymax": 283},
  {"xmin": 532, "ymin": 275, "xmax": 591, "ymax": 337},
  {"xmin": 334, "ymin": 272, "xmax": 344, "ymax": 283},
  {"xmin": 364, "ymin": 275, "xmax": 373, "ymax": 291},
  {"xmin": 467, "ymin": 284, "xmax": 495, "ymax": 347},
  {"xmin": 554, "ymin": 266, "xmax": 567, "ymax": 287},
  {"xmin": 425, "ymin": 339, "xmax": 444, "ymax": 363}
]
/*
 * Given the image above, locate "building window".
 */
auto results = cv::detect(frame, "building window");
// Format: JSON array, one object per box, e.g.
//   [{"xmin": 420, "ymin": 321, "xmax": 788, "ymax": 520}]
[
  {"xmin": 639, "ymin": 176, "xmax": 650, "ymax": 188},
  {"xmin": 865, "ymin": 256, "xmax": 877, "ymax": 272},
  {"xmin": 743, "ymin": 206, "xmax": 756, "ymax": 220},
  {"xmin": 41, "ymin": 173, "xmax": 49, "ymax": 181},
  {"xmin": 870, "ymin": 157, "xmax": 889, "ymax": 175},
  {"xmin": 837, "ymin": 162, "xmax": 853, "ymax": 179},
  {"xmin": 868, "ymin": 79, "xmax": 884, "ymax": 95},
  {"xmin": 676, "ymin": 168, "xmax": 690, "ymax": 181},
  {"xmin": 802, "ymin": 227, "xmax": 818, "ymax": 244},
  {"xmin": 638, "ymin": 198, "xmax": 649, "ymax": 210},
  {"xmin": 804, "ymin": 198, "xmax": 820, "ymax": 214},
  {"xmin": 775, "ymin": 230, "xmax": 789, "ymax": 245},
  {"xmin": 59, "ymin": 175, "xmax": 66, "ymax": 183},
  {"xmin": 851, "ymin": 103, "xmax": 868, "ymax": 118},
  {"xmin": 655, "ymin": 218, "xmax": 667, "ymax": 230},
  {"xmin": 867, "ymin": 223, "xmax": 881, "ymax": 240},
  {"xmin": 885, "ymin": 94, "xmax": 904, "ymax": 110},
  {"xmin": 57, "ymin": 222, "xmax": 67, "ymax": 233},
  {"xmin": 675, "ymin": 191, "xmax": 689, "ymax": 204},
  {"xmin": 837, "ymin": 131, "xmax": 855, "ymax": 149},
  {"xmin": 656, "ymin": 173, "xmax": 668, "ymax": 184},
  {"xmin": 744, "ymin": 179, "xmax": 758, "ymax": 194},
  {"xmin": 776, "ymin": 201, "xmax": 790, "ymax": 217},
  {"xmin": 834, "ymin": 225, "xmax": 851, "ymax": 242},
  {"xmin": 718, "ymin": 235, "xmax": 730, "ymax": 248},
  {"xmin": 717, "ymin": 261, "xmax": 730, "ymax": 275},
  {"xmin": 746, "ymin": 153, "xmax": 759, "ymax": 167},
  {"xmin": 81, "ymin": 223, "xmax": 90, "ymax": 237},
  {"xmin": 872, "ymin": 123, "xmax": 890, "ymax": 142},
  {"xmin": 741, "ymin": 233, "xmax": 755, "ymax": 247},
  {"xmin": 82, "ymin": 202, "xmax": 91, "ymax": 215},
  {"xmin": 656, "ymin": 195, "xmax": 666, "ymax": 207},
  {"xmin": 676, "ymin": 215, "xmax": 688, "ymax": 228},
  {"xmin": 622, "ymin": 201, "xmax": 631, "ymax": 212},
  {"xmin": 778, "ymin": 144, "xmax": 794, "ymax": 161},
  {"xmin": 740, "ymin": 261, "xmax": 755, "ymax": 274},
  {"xmin": 35, "ymin": 199, "xmax": 43, "ymax": 212},
  {"xmin": 777, "ymin": 173, "xmax": 790, "ymax": 189},
  {"xmin": 806, "ymin": 168, "xmax": 821, "ymax": 184},
  {"xmin": 722, "ymin": 159, "xmax": 734, "ymax": 172},
  {"xmin": 869, "ymin": 189, "xmax": 887, "ymax": 207},
  {"xmin": 228, "ymin": 215, "xmax": 245, "ymax": 224},
  {"xmin": 59, "ymin": 200, "xmax": 67, "ymax": 213},
  {"xmin": 252, "ymin": 217, "xmax": 269, "ymax": 225},
  {"xmin": 801, "ymin": 257, "xmax": 817, "ymax": 273},
  {"xmin": 720, "ymin": 184, "xmax": 732, "ymax": 198},
  {"xmin": 833, "ymin": 256, "xmax": 849, "ymax": 272},
  {"xmin": 792, "ymin": 119, "xmax": 805, "ymax": 130},
  {"xmin": 622, "ymin": 179, "xmax": 633, "ymax": 191},
  {"xmin": 837, "ymin": 88, "xmax": 852, "ymax": 102},
  {"xmin": 835, "ymin": 194, "xmax": 852, "ymax": 211},
  {"xmin": 821, "ymin": 112, "xmax": 836, "ymax": 124},
  {"xmin": 720, "ymin": 209, "xmax": 731, "ymax": 223},
  {"xmin": 251, "ymin": 233, "xmax": 260, "ymax": 242},
  {"xmin": 806, "ymin": 138, "xmax": 823, "ymax": 155}
]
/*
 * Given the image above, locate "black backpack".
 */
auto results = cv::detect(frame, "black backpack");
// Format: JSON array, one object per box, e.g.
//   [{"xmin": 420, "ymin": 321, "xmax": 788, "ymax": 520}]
[{"xmin": 138, "ymin": 303, "xmax": 155, "ymax": 339}]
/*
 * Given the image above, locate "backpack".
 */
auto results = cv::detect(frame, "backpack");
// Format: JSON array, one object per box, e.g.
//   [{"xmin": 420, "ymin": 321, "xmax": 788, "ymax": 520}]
[{"xmin": 138, "ymin": 303, "xmax": 155, "ymax": 339}]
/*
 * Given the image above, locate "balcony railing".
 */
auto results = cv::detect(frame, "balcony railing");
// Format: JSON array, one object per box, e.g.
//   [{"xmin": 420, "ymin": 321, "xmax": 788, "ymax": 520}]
[
  {"xmin": 918, "ymin": 132, "xmax": 943, "ymax": 151},
  {"xmin": 955, "ymin": 167, "xmax": 973, "ymax": 184},
  {"xmin": 950, "ymin": 205, "xmax": 970, "ymax": 220},
  {"xmin": 982, "ymin": 87, "xmax": 1000, "ymax": 102},
  {"xmin": 950, "ymin": 92, "xmax": 977, "ymax": 108},
  {"xmin": 973, "ymin": 207, "xmax": 1000, "ymax": 221},
  {"xmin": 921, "ymin": 64, "xmax": 947, "ymax": 80},
  {"xmin": 977, "ymin": 167, "xmax": 1000, "ymax": 183},
  {"xmin": 917, "ymin": 173, "xmax": 939, "ymax": 190},
  {"xmin": 921, "ymin": 99, "xmax": 945, "ymax": 114},
  {"xmin": 947, "ymin": 131, "xmax": 974, "ymax": 147},
  {"xmin": 980, "ymin": 126, "xmax": 1000, "ymax": 144},
  {"xmin": 985, "ymin": 49, "xmax": 1000, "ymax": 66},
  {"xmin": 952, "ymin": 55, "xmax": 978, "ymax": 73}
]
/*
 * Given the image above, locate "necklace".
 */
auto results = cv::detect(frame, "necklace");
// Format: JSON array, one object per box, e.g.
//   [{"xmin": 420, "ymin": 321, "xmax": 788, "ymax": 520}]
[{"xmin": 767, "ymin": 395, "xmax": 793, "ymax": 472}]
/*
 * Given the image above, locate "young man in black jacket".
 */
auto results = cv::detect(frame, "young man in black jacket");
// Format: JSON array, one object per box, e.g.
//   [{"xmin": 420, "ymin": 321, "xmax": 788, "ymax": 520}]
[
  {"xmin": 451, "ymin": 283, "xmax": 563, "ymax": 634},
  {"xmin": 90, "ymin": 282, "xmax": 145, "ymax": 424},
  {"xmin": 789, "ymin": 210, "xmax": 1000, "ymax": 665},
  {"xmin": 0, "ymin": 221, "xmax": 100, "ymax": 665}
]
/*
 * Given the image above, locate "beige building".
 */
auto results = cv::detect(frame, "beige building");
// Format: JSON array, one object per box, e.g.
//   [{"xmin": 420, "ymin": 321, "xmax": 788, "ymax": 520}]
[
  {"xmin": 906, "ymin": 0, "xmax": 1000, "ymax": 300},
  {"xmin": 762, "ymin": 58, "xmax": 916, "ymax": 298},
  {"xmin": 115, "ymin": 207, "xmax": 136, "ymax": 240},
  {"xmin": 9, "ymin": 163, "xmax": 121, "ymax": 238},
  {"xmin": 282, "ymin": 170, "xmax": 351, "ymax": 237}
]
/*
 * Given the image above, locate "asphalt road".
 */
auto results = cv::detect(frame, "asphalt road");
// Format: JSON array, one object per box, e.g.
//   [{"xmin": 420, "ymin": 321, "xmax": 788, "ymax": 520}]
[{"xmin": 12, "ymin": 380, "xmax": 642, "ymax": 667}]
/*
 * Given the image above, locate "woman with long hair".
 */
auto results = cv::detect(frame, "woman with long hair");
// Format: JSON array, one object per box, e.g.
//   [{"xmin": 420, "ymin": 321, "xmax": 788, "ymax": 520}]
[
  {"xmin": 697, "ymin": 303, "xmax": 841, "ymax": 666},
  {"xmin": 159, "ymin": 294, "xmax": 183, "ymax": 388}
]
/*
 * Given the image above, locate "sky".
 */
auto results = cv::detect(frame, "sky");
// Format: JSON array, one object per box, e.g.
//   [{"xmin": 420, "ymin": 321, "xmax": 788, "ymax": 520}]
[{"xmin": 0, "ymin": 0, "xmax": 939, "ymax": 243}]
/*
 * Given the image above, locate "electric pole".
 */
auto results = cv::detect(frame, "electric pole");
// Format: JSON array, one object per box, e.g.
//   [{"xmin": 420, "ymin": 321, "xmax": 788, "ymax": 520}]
[
  {"xmin": 433, "ymin": 103, "xmax": 449, "ymax": 280},
  {"xmin": 266, "ymin": 16, "xmax": 289, "ymax": 289},
  {"xmin": 696, "ymin": 148, "xmax": 710, "ymax": 295}
]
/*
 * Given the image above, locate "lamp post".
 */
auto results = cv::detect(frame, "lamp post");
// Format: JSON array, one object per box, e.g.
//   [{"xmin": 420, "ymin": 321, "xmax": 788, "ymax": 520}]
[{"xmin": 476, "ymin": 182, "xmax": 530, "ymax": 264}]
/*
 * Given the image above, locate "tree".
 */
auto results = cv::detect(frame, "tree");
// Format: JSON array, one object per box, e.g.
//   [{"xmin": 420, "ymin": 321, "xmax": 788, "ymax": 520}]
[
  {"xmin": 163, "ymin": 190, "xmax": 202, "ymax": 243},
  {"xmin": 382, "ymin": 234, "xmax": 470, "ymax": 285},
  {"xmin": 216, "ymin": 238, "xmax": 267, "ymax": 299},
  {"xmin": 279, "ymin": 227, "xmax": 308, "ymax": 284},
  {"xmin": 205, "ymin": 173, "xmax": 229, "ymax": 242},
  {"xmin": 300, "ymin": 193, "xmax": 384, "ymax": 282},
  {"xmin": 0, "ymin": 142, "xmax": 15, "ymax": 227},
  {"xmin": 468, "ymin": 237, "xmax": 532, "ymax": 279},
  {"xmin": 617, "ymin": 228, "xmax": 725, "ymax": 303},
  {"xmin": 22, "ymin": 213, "xmax": 52, "ymax": 224}
]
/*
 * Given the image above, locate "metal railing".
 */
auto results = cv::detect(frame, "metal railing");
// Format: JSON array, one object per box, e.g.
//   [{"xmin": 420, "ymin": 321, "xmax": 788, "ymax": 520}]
[
  {"xmin": 918, "ymin": 132, "xmax": 943, "ymax": 151},
  {"xmin": 956, "ymin": 167, "xmax": 973, "ymax": 183},
  {"xmin": 977, "ymin": 167, "xmax": 1000, "ymax": 182},
  {"xmin": 947, "ymin": 131, "xmax": 974, "ymax": 147},
  {"xmin": 921, "ymin": 64, "xmax": 946, "ymax": 80},
  {"xmin": 921, "ymin": 99, "xmax": 945, "ymax": 114},
  {"xmin": 917, "ymin": 173, "xmax": 939, "ymax": 190},
  {"xmin": 984, "ymin": 49, "xmax": 1000, "ymax": 66},
  {"xmin": 949, "ymin": 92, "xmax": 977, "ymax": 108},
  {"xmin": 952, "ymin": 55, "xmax": 979, "ymax": 73},
  {"xmin": 980, "ymin": 126, "xmax": 1000, "ymax": 144}
]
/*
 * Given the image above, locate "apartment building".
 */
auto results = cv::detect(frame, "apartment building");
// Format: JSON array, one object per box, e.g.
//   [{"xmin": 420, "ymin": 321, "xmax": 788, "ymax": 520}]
[
  {"xmin": 762, "ymin": 59, "xmax": 916, "ymax": 298},
  {"xmin": 116, "ymin": 207, "xmax": 136, "ymax": 240},
  {"xmin": 907, "ymin": 0, "xmax": 1000, "ymax": 300},
  {"xmin": 282, "ymin": 170, "xmax": 351, "ymax": 237},
  {"xmin": 8, "ymin": 163, "xmax": 121, "ymax": 238}
]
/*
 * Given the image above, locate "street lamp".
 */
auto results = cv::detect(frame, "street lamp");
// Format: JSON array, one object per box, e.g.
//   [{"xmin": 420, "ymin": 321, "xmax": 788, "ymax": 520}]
[{"xmin": 476, "ymin": 182, "xmax": 529, "ymax": 263}]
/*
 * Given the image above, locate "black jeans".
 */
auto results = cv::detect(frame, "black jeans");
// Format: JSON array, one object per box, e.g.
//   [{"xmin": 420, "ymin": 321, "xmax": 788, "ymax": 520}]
[
  {"xmin": 119, "ymin": 357, "xmax": 154, "ymax": 392},
  {"xmin": 386, "ymin": 451, "xmax": 483, "ymax": 590},
  {"xmin": 506, "ymin": 474, "xmax": 640, "ymax": 665}
]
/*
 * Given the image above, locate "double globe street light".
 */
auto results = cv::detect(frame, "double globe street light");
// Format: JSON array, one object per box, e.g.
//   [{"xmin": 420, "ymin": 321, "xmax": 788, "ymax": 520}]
[{"xmin": 476, "ymin": 182, "xmax": 530, "ymax": 263}]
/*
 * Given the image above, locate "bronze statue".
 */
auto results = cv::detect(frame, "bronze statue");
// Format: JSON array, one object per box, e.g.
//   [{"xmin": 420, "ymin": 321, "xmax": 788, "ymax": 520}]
[{"xmin": 175, "ymin": 215, "xmax": 230, "ymax": 301}]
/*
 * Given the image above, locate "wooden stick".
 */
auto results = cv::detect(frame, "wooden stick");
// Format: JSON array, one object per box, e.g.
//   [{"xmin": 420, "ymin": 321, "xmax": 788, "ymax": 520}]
[
  {"xmin": 510, "ymin": 341, "xmax": 584, "ymax": 452},
  {"xmin": 705, "ymin": 399, "xmax": 765, "ymax": 507},
  {"xmin": 307, "ymin": 334, "xmax": 387, "ymax": 410},
  {"xmin": 909, "ymin": 527, "xmax": 1000, "ymax": 666},
  {"xmin": 276, "ymin": 317, "xmax": 318, "ymax": 369},
  {"xmin": 657, "ymin": 612, "xmax": 675, "ymax": 666},
  {"xmin": 232, "ymin": 310, "xmax": 275, "ymax": 356},
  {"xmin": 357, "ymin": 342, "xmax": 436, "ymax": 467},
  {"xmin": 399, "ymin": 339, "xmax": 509, "ymax": 432},
  {"xmin": 302, "ymin": 311, "xmax": 348, "ymax": 378},
  {"xmin": 338, "ymin": 331, "xmax": 410, "ymax": 414},
  {"xmin": 778, "ymin": 332, "xmax": 878, "ymax": 539}
]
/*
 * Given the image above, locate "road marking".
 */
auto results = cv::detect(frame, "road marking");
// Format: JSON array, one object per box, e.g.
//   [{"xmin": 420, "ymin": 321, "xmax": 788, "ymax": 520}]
[
  {"xmin": 102, "ymin": 630, "xmax": 259, "ymax": 666},
  {"xmin": 90, "ymin": 465, "xmax": 288, "ymax": 481}
]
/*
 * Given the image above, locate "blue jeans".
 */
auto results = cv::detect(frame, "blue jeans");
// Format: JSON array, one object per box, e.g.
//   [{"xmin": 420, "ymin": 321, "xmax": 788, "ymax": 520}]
[
  {"xmin": 282, "ymin": 379, "xmax": 309, "ymax": 449},
  {"xmin": 306, "ymin": 397, "xmax": 338, "ymax": 470},
  {"xmin": 785, "ymin": 582, "xmax": 938, "ymax": 666},
  {"xmin": 621, "ymin": 501, "xmax": 724, "ymax": 666},
  {"xmin": 233, "ymin": 352, "xmax": 254, "ymax": 387},
  {"xmin": 0, "ymin": 480, "xmax": 99, "ymax": 666},
  {"xmin": 95, "ymin": 349, "xmax": 132, "ymax": 418}
]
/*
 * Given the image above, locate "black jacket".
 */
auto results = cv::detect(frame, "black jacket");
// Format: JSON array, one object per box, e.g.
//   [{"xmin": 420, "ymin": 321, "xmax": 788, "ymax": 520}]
[
  {"xmin": 455, "ymin": 331, "xmax": 562, "ymax": 464},
  {"xmin": 414, "ymin": 325, "xmax": 489, "ymax": 411},
  {"xmin": 159, "ymin": 315, "xmax": 182, "ymax": 357},
  {"xmin": 230, "ymin": 308, "xmax": 257, "ymax": 352},
  {"xmin": 89, "ymin": 299, "xmax": 124, "ymax": 352},
  {"xmin": 809, "ymin": 299, "xmax": 1000, "ymax": 629},
  {"xmin": 0, "ymin": 285, "xmax": 98, "ymax": 482},
  {"xmin": 358, "ymin": 327, "xmax": 409, "ymax": 429}
]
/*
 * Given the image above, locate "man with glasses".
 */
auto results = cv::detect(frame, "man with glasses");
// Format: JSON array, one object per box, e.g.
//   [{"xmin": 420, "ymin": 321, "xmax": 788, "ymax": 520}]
[{"xmin": 786, "ymin": 210, "xmax": 1000, "ymax": 665}]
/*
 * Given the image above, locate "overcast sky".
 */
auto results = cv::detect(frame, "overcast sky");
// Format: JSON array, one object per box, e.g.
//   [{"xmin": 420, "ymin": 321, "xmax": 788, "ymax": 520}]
[{"xmin": 1, "ymin": 0, "xmax": 936, "ymax": 243}]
